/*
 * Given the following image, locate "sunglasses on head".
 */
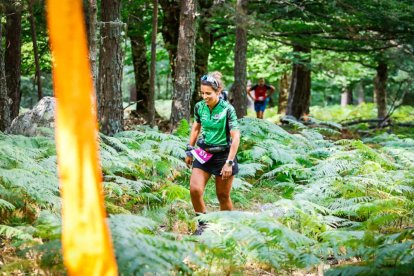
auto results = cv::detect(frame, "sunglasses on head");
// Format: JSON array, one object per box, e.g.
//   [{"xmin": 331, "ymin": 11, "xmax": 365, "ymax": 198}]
[{"xmin": 200, "ymin": 75, "xmax": 219, "ymax": 91}]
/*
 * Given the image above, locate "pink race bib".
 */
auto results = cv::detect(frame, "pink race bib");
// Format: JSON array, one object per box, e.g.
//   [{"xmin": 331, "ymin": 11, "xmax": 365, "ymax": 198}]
[{"xmin": 191, "ymin": 148, "xmax": 213, "ymax": 164}]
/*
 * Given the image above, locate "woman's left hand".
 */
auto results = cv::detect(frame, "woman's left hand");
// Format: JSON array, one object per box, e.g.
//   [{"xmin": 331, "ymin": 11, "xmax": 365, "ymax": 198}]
[{"xmin": 220, "ymin": 164, "xmax": 233, "ymax": 180}]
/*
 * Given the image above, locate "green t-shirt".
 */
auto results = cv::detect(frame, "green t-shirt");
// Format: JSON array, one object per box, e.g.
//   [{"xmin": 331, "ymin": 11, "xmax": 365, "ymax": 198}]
[{"xmin": 194, "ymin": 99, "xmax": 239, "ymax": 146}]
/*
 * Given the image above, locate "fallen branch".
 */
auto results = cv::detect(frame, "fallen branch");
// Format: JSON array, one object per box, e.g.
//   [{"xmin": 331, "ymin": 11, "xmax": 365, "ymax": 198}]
[{"xmin": 123, "ymin": 100, "xmax": 143, "ymax": 110}]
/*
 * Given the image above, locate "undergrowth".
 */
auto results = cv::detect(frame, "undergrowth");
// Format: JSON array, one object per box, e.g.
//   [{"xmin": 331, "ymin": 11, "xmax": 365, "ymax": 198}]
[{"xmin": 0, "ymin": 116, "xmax": 413, "ymax": 275}]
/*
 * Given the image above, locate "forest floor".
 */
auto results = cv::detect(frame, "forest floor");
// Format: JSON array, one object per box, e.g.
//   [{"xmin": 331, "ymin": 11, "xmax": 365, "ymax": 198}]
[{"xmin": 1, "ymin": 104, "xmax": 413, "ymax": 275}]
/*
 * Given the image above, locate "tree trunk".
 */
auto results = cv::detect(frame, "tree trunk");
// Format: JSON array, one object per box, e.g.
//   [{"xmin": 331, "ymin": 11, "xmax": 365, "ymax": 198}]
[
  {"xmin": 5, "ymin": 0, "xmax": 22, "ymax": 120},
  {"xmin": 374, "ymin": 61, "xmax": 387, "ymax": 119},
  {"xmin": 286, "ymin": 44, "xmax": 311, "ymax": 120},
  {"xmin": 170, "ymin": 0, "xmax": 196, "ymax": 130},
  {"xmin": 128, "ymin": 4, "xmax": 151, "ymax": 116},
  {"xmin": 148, "ymin": 0, "xmax": 158, "ymax": 126},
  {"xmin": 356, "ymin": 82, "xmax": 364, "ymax": 104},
  {"xmin": 191, "ymin": 0, "xmax": 214, "ymax": 114},
  {"xmin": 86, "ymin": 0, "xmax": 98, "ymax": 87},
  {"xmin": 28, "ymin": 0, "xmax": 42, "ymax": 100},
  {"xmin": 278, "ymin": 72, "xmax": 289, "ymax": 114},
  {"xmin": 159, "ymin": 0, "xmax": 180, "ymax": 82},
  {"xmin": 97, "ymin": 0, "xmax": 124, "ymax": 136},
  {"xmin": 340, "ymin": 86, "xmax": 353, "ymax": 106},
  {"xmin": 230, "ymin": 0, "xmax": 248, "ymax": 119},
  {"xmin": 0, "ymin": 13, "xmax": 11, "ymax": 131}
]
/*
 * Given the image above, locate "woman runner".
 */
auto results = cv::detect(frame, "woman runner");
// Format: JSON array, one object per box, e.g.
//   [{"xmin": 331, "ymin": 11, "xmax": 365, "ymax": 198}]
[{"xmin": 185, "ymin": 72, "xmax": 240, "ymax": 235}]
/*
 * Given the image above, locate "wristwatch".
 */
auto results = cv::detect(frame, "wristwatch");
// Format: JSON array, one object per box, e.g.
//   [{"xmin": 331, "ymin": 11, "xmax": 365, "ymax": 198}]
[{"xmin": 225, "ymin": 160, "xmax": 234, "ymax": 166}]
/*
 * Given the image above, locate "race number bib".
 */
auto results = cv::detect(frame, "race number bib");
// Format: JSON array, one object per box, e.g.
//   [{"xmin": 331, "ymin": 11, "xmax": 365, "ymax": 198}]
[
  {"xmin": 257, "ymin": 96, "xmax": 265, "ymax": 101},
  {"xmin": 191, "ymin": 148, "xmax": 213, "ymax": 164}
]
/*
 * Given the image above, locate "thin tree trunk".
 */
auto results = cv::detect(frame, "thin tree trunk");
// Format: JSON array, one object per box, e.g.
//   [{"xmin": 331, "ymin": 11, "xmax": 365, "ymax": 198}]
[
  {"xmin": 5, "ymin": 0, "xmax": 22, "ymax": 120},
  {"xmin": 97, "ymin": 0, "xmax": 124, "ymax": 136},
  {"xmin": 128, "ymin": 5, "xmax": 151, "ymax": 115},
  {"xmin": 28, "ymin": 0, "xmax": 42, "ymax": 100},
  {"xmin": 148, "ymin": 0, "xmax": 158, "ymax": 126},
  {"xmin": 191, "ymin": 0, "xmax": 214, "ymax": 114},
  {"xmin": 374, "ymin": 61, "xmax": 387, "ymax": 119},
  {"xmin": 87, "ymin": 0, "xmax": 98, "ymax": 87},
  {"xmin": 170, "ymin": 0, "xmax": 196, "ymax": 130},
  {"xmin": 230, "ymin": 0, "xmax": 248, "ymax": 118},
  {"xmin": 166, "ymin": 72, "xmax": 170, "ymax": 98},
  {"xmin": 0, "ymin": 13, "xmax": 11, "ymax": 131},
  {"xmin": 286, "ymin": 44, "xmax": 311, "ymax": 120},
  {"xmin": 356, "ymin": 82, "xmax": 364, "ymax": 104},
  {"xmin": 159, "ymin": 0, "xmax": 180, "ymax": 83},
  {"xmin": 340, "ymin": 86, "xmax": 353, "ymax": 106},
  {"xmin": 278, "ymin": 72, "xmax": 289, "ymax": 114}
]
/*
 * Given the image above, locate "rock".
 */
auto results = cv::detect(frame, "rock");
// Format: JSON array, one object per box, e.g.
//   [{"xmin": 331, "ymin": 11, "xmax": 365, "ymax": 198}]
[{"xmin": 7, "ymin": 96, "xmax": 56, "ymax": 137}]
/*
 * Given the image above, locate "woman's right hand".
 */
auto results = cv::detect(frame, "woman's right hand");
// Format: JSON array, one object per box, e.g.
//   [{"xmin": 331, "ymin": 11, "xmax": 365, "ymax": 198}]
[{"xmin": 185, "ymin": 156, "xmax": 193, "ymax": 168}]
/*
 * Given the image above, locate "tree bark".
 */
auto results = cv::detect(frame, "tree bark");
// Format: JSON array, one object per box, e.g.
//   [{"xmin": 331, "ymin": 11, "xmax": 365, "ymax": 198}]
[
  {"xmin": 356, "ymin": 82, "xmax": 364, "ymax": 104},
  {"xmin": 148, "ymin": 0, "xmax": 158, "ymax": 126},
  {"xmin": 340, "ymin": 86, "xmax": 353, "ymax": 106},
  {"xmin": 374, "ymin": 61, "xmax": 387, "ymax": 119},
  {"xmin": 128, "ymin": 4, "xmax": 151, "ymax": 116},
  {"xmin": 230, "ymin": 0, "xmax": 248, "ymax": 119},
  {"xmin": 0, "ymin": 13, "xmax": 11, "ymax": 131},
  {"xmin": 97, "ymin": 0, "xmax": 124, "ymax": 136},
  {"xmin": 191, "ymin": 0, "xmax": 214, "ymax": 114},
  {"xmin": 159, "ymin": 0, "xmax": 180, "ymax": 82},
  {"xmin": 278, "ymin": 72, "xmax": 289, "ymax": 114},
  {"xmin": 86, "ymin": 0, "xmax": 98, "ymax": 87},
  {"xmin": 286, "ymin": 44, "xmax": 311, "ymax": 119},
  {"xmin": 5, "ymin": 0, "xmax": 22, "ymax": 120},
  {"xmin": 28, "ymin": 0, "xmax": 42, "ymax": 100},
  {"xmin": 170, "ymin": 0, "xmax": 196, "ymax": 130}
]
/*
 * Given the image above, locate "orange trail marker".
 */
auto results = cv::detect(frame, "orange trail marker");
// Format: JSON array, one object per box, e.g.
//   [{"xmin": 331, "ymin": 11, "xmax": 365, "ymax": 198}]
[{"xmin": 46, "ymin": 0, "xmax": 118, "ymax": 275}]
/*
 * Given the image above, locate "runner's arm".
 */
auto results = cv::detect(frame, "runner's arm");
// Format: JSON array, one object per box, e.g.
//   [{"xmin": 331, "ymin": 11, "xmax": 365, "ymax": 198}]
[
  {"xmin": 185, "ymin": 122, "xmax": 201, "ymax": 166},
  {"xmin": 227, "ymin": 129, "xmax": 240, "ymax": 162},
  {"xmin": 246, "ymin": 86, "xmax": 255, "ymax": 101},
  {"xmin": 188, "ymin": 122, "xmax": 201, "ymax": 147}
]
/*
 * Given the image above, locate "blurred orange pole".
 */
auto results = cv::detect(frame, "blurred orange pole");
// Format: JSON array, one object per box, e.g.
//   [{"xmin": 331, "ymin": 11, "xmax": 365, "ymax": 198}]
[{"xmin": 46, "ymin": 0, "xmax": 118, "ymax": 275}]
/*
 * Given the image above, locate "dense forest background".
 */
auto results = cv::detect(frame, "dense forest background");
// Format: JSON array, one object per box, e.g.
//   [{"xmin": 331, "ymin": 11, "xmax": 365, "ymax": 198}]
[{"xmin": 0, "ymin": 0, "xmax": 413, "ymax": 275}]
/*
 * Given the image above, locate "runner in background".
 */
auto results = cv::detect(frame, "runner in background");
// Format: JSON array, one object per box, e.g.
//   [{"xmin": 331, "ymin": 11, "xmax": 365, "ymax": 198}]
[{"xmin": 247, "ymin": 78, "xmax": 275, "ymax": 119}]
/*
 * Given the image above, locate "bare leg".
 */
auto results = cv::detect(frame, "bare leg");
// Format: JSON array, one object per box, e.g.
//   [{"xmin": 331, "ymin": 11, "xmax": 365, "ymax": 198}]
[
  {"xmin": 256, "ymin": 111, "xmax": 260, "ymax": 118},
  {"xmin": 258, "ymin": 111, "xmax": 264, "ymax": 119},
  {"xmin": 190, "ymin": 168, "xmax": 211, "ymax": 213},
  {"xmin": 215, "ymin": 175, "xmax": 234, "ymax": 210}
]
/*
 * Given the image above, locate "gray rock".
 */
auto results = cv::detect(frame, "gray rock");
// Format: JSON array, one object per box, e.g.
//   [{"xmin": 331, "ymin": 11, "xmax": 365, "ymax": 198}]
[{"xmin": 7, "ymin": 96, "xmax": 56, "ymax": 137}]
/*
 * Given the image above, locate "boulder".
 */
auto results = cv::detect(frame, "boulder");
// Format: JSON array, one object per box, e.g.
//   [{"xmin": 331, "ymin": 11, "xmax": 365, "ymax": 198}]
[{"xmin": 7, "ymin": 96, "xmax": 56, "ymax": 137}]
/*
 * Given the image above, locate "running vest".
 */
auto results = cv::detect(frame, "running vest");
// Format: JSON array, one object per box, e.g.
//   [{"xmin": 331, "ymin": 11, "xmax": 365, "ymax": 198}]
[{"xmin": 194, "ymin": 99, "xmax": 239, "ymax": 146}]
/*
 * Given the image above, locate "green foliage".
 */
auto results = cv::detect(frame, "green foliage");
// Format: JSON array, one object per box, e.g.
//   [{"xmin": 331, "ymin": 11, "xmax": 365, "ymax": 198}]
[
  {"xmin": 1, "ymin": 111, "xmax": 413, "ymax": 274},
  {"xmin": 110, "ymin": 215, "xmax": 197, "ymax": 274}
]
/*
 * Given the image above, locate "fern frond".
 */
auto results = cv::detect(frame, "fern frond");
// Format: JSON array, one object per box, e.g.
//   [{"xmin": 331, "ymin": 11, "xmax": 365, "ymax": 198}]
[
  {"xmin": 237, "ymin": 163, "xmax": 264, "ymax": 178},
  {"xmin": 110, "ymin": 214, "xmax": 196, "ymax": 274},
  {"xmin": 0, "ymin": 198, "xmax": 15, "ymax": 211},
  {"xmin": 232, "ymin": 178, "xmax": 252, "ymax": 191},
  {"xmin": 158, "ymin": 140, "xmax": 186, "ymax": 158},
  {"xmin": 0, "ymin": 225, "xmax": 32, "ymax": 240},
  {"xmin": 261, "ymin": 164, "xmax": 306, "ymax": 180}
]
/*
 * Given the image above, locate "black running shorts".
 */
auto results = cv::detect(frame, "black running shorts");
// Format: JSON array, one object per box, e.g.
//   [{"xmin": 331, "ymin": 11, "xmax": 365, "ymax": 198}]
[{"xmin": 192, "ymin": 151, "xmax": 239, "ymax": 176}]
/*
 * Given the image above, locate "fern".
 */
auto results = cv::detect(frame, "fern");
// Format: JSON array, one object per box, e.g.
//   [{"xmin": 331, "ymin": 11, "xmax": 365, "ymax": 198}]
[
  {"xmin": 0, "ymin": 225, "xmax": 33, "ymax": 240},
  {"xmin": 0, "ymin": 198, "xmax": 15, "ymax": 211},
  {"xmin": 110, "ymin": 214, "xmax": 197, "ymax": 274},
  {"xmin": 236, "ymin": 162, "xmax": 264, "ymax": 178},
  {"xmin": 173, "ymin": 119, "xmax": 190, "ymax": 138}
]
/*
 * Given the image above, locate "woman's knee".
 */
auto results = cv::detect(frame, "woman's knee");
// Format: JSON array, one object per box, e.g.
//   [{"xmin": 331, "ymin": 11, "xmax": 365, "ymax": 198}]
[
  {"xmin": 190, "ymin": 185, "xmax": 204, "ymax": 198},
  {"xmin": 217, "ymin": 192, "xmax": 230, "ymax": 203}
]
